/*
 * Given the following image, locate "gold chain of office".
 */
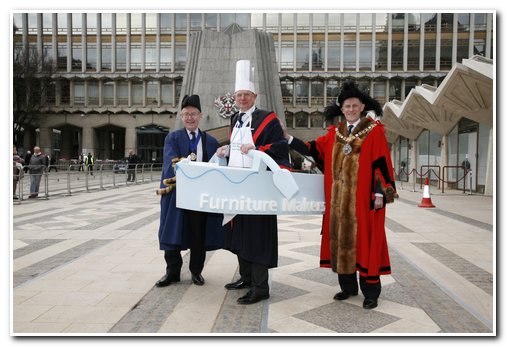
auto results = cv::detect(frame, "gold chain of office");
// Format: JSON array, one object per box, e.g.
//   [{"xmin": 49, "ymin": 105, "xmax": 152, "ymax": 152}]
[{"xmin": 335, "ymin": 123, "xmax": 377, "ymax": 155}]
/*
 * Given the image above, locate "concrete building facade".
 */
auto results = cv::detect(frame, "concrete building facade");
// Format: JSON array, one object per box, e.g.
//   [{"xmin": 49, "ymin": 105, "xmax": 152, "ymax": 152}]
[{"xmin": 12, "ymin": 12, "xmax": 494, "ymax": 194}]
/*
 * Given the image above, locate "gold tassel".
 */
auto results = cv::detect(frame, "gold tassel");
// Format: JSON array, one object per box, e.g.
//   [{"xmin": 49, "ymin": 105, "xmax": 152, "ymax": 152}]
[{"xmin": 155, "ymin": 157, "xmax": 184, "ymax": 195}]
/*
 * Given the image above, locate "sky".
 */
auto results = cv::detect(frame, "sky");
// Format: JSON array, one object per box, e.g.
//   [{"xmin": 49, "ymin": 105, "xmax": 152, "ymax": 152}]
[{"xmin": 2, "ymin": 0, "xmax": 501, "ymax": 344}]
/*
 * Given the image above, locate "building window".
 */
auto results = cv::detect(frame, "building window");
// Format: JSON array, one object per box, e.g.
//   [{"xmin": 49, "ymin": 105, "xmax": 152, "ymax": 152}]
[
  {"xmin": 175, "ymin": 42, "xmax": 186, "ymax": 70},
  {"xmin": 359, "ymin": 40, "xmax": 372, "ymax": 71},
  {"xmin": 46, "ymin": 81, "xmax": 56, "ymax": 106},
  {"xmin": 343, "ymin": 39, "xmax": 356, "ymax": 70},
  {"xmin": 146, "ymin": 13, "xmax": 157, "ymax": 33},
  {"xmin": 130, "ymin": 13, "xmax": 142, "ymax": 34},
  {"xmin": 73, "ymin": 81, "xmax": 85, "ymax": 105},
  {"xmin": 57, "ymin": 13, "xmax": 67, "ymax": 34},
  {"xmin": 312, "ymin": 41, "xmax": 324, "ymax": 70},
  {"xmin": 281, "ymin": 42, "xmax": 294, "ymax": 70},
  {"xmin": 175, "ymin": 13, "xmax": 187, "ymax": 31},
  {"xmin": 116, "ymin": 44, "xmax": 127, "ymax": 71},
  {"xmin": 131, "ymin": 44, "xmax": 142, "ymax": 70},
  {"xmin": 146, "ymin": 45, "xmax": 157, "ymax": 70},
  {"xmin": 281, "ymin": 79, "xmax": 293, "ymax": 104},
  {"xmin": 205, "ymin": 13, "xmax": 217, "ymax": 30},
  {"xmin": 87, "ymin": 43, "xmax": 97, "ymax": 70},
  {"xmin": 281, "ymin": 13, "xmax": 293, "ymax": 32},
  {"xmin": 102, "ymin": 13, "xmax": 113, "ymax": 34},
  {"xmin": 160, "ymin": 14, "xmax": 173, "ymax": 32},
  {"xmin": 147, "ymin": 80, "xmax": 158, "ymax": 105},
  {"xmin": 87, "ymin": 13, "xmax": 97, "ymax": 34},
  {"xmin": 371, "ymin": 80, "xmax": 386, "ymax": 106},
  {"xmin": 265, "ymin": 13, "xmax": 278, "ymax": 30},
  {"xmin": 60, "ymin": 79, "xmax": 70, "ymax": 105},
  {"xmin": 285, "ymin": 111, "xmax": 294, "ymax": 128},
  {"xmin": 72, "ymin": 13, "xmax": 82, "ymax": 34},
  {"xmin": 131, "ymin": 80, "xmax": 144, "ymax": 105},
  {"xmin": 87, "ymin": 81, "xmax": 99, "ymax": 106},
  {"xmin": 190, "ymin": 13, "xmax": 203, "ymax": 30},
  {"xmin": 103, "ymin": 81, "xmax": 114, "ymax": 106},
  {"xmin": 389, "ymin": 78, "xmax": 402, "ymax": 101},
  {"xmin": 160, "ymin": 44, "xmax": 172, "ymax": 70},
  {"xmin": 328, "ymin": 39, "xmax": 340, "ymax": 70},
  {"xmin": 326, "ymin": 79, "xmax": 339, "ymax": 99},
  {"xmin": 101, "ymin": 43, "xmax": 112, "ymax": 70},
  {"xmin": 295, "ymin": 111, "xmax": 308, "ymax": 128},
  {"xmin": 311, "ymin": 80, "xmax": 324, "ymax": 106},
  {"xmin": 161, "ymin": 81, "xmax": 173, "ymax": 106},
  {"xmin": 117, "ymin": 80, "xmax": 128, "ymax": 106},
  {"xmin": 295, "ymin": 80, "xmax": 309, "ymax": 105},
  {"xmin": 296, "ymin": 37, "xmax": 309, "ymax": 69},
  {"xmin": 71, "ymin": 43, "xmax": 82, "ymax": 70},
  {"xmin": 310, "ymin": 112, "xmax": 324, "ymax": 128}
]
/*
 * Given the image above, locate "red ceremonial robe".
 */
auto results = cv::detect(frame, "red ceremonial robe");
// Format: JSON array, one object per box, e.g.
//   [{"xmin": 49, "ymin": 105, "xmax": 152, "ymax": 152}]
[{"xmin": 329, "ymin": 117, "xmax": 396, "ymax": 284}]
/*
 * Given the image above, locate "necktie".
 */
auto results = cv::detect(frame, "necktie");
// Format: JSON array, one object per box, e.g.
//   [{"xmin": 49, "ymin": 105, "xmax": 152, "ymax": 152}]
[
  {"xmin": 189, "ymin": 131, "xmax": 198, "ymax": 161},
  {"xmin": 238, "ymin": 112, "xmax": 245, "ymax": 127},
  {"xmin": 348, "ymin": 124, "xmax": 354, "ymax": 135}
]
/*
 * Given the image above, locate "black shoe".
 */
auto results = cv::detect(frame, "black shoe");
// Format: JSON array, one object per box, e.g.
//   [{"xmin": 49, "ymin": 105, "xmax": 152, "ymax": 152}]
[
  {"xmin": 191, "ymin": 273, "xmax": 205, "ymax": 286},
  {"xmin": 224, "ymin": 278, "xmax": 252, "ymax": 290},
  {"xmin": 363, "ymin": 298, "xmax": 378, "ymax": 309},
  {"xmin": 155, "ymin": 274, "xmax": 180, "ymax": 287},
  {"xmin": 237, "ymin": 290, "xmax": 269, "ymax": 305},
  {"xmin": 333, "ymin": 291, "xmax": 358, "ymax": 301}
]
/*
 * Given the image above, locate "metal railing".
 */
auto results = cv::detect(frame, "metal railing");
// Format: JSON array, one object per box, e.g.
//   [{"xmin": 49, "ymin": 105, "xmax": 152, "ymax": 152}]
[{"xmin": 12, "ymin": 163, "xmax": 163, "ymax": 204}]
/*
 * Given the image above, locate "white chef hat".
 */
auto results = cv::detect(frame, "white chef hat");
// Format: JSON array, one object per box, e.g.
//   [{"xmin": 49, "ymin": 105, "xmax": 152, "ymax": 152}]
[{"xmin": 234, "ymin": 60, "xmax": 256, "ymax": 94}]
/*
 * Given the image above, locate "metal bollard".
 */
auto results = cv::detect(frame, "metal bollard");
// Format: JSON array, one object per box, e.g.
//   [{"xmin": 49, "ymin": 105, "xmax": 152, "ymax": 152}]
[
  {"xmin": 468, "ymin": 170, "xmax": 473, "ymax": 195},
  {"xmin": 412, "ymin": 170, "xmax": 417, "ymax": 192}
]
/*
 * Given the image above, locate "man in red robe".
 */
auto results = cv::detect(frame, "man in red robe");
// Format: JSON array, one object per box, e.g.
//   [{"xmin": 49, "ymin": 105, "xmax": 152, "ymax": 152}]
[{"xmin": 288, "ymin": 81, "xmax": 397, "ymax": 309}]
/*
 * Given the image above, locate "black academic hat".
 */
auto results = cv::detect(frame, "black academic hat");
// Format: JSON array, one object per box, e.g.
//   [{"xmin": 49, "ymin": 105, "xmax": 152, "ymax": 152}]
[
  {"xmin": 336, "ymin": 81, "xmax": 383, "ymax": 117},
  {"xmin": 181, "ymin": 94, "xmax": 201, "ymax": 112}
]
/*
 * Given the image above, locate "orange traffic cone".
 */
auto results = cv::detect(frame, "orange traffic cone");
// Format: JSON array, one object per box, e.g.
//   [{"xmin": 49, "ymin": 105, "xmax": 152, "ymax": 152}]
[{"xmin": 418, "ymin": 177, "xmax": 435, "ymax": 208}]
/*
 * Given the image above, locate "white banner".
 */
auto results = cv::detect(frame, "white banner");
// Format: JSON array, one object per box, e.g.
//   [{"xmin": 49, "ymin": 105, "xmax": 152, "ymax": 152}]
[{"xmin": 175, "ymin": 151, "xmax": 325, "ymax": 215}]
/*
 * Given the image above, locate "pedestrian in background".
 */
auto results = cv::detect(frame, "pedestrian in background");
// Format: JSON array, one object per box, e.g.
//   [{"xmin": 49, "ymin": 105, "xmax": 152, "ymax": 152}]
[
  {"xmin": 127, "ymin": 149, "xmax": 139, "ymax": 182},
  {"xmin": 85, "ymin": 153, "xmax": 94, "ymax": 176},
  {"xmin": 28, "ymin": 146, "xmax": 46, "ymax": 199},
  {"xmin": 13, "ymin": 145, "xmax": 24, "ymax": 200}
]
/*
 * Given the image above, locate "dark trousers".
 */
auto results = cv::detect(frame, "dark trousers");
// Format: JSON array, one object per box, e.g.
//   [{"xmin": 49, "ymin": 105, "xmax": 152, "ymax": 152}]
[
  {"xmin": 237, "ymin": 255, "xmax": 269, "ymax": 296},
  {"xmin": 338, "ymin": 272, "xmax": 381, "ymax": 300},
  {"xmin": 127, "ymin": 169, "xmax": 136, "ymax": 182},
  {"xmin": 164, "ymin": 210, "xmax": 207, "ymax": 278}
]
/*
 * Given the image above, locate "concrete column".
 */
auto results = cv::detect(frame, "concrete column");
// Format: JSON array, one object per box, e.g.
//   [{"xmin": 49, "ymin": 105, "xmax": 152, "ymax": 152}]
[
  {"xmin": 484, "ymin": 126, "xmax": 493, "ymax": 196},
  {"xmin": 82, "ymin": 125, "xmax": 95, "ymax": 155},
  {"xmin": 125, "ymin": 127, "xmax": 137, "ymax": 157},
  {"xmin": 38, "ymin": 127, "xmax": 52, "ymax": 155},
  {"xmin": 440, "ymin": 134, "xmax": 448, "ymax": 186},
  {"xmin": 409, "ymin": 140, "xmax": 417, "ymax": 185}
]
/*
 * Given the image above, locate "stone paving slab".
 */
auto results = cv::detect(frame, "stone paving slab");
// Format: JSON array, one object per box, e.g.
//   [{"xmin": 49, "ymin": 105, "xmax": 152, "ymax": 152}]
[{"xmin": 10, "ymin": 181, "xmax": 495, "ymax": 335}]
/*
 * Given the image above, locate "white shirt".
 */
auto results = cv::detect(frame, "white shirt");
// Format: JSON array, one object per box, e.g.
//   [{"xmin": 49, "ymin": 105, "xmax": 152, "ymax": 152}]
[
  {"xmin": 236, "ymin": 105, "xmax": 256, "ymax": 128},
  {"xmin": 346, "ymin": 119, "xmax": 361, "ymax": 134}
]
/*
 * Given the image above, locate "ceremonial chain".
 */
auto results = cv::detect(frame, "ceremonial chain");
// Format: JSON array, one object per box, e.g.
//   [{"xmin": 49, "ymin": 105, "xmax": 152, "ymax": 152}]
[{"xmin": 336, "ymin": 122, "xmax": 377, "ymax": 155}]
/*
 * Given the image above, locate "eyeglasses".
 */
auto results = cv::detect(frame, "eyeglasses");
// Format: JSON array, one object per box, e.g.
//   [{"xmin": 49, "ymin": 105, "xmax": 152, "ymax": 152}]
[{"xmin": 180, "ymin": 112, "xmax": 201, "ymax": 118}]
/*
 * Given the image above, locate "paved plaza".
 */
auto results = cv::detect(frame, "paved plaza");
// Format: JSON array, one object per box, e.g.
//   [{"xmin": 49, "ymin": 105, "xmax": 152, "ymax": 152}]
[{"xmin": 10, "ymin": 179, "xmax": 495, "ymax": 335}]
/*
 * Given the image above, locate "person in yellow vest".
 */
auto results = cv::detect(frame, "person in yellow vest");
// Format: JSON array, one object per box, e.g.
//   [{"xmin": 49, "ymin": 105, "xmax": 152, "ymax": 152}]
[{"xmin": 84, "ymin": 153, "xmax": 94, "ymax": 175}]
